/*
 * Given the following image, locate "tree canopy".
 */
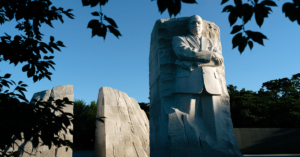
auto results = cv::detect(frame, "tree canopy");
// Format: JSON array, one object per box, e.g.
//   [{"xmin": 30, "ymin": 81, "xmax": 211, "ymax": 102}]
[
  {"xmin": 0, "ymin": 0, "xmax": 75, "ymax": 156},
  {"xmin": 73, "ymin": 99, "xmax": 98, "ymax": 148},
  {"xmin": 229, "ymin": 73, "xmax": 300, "ymax": 128}
]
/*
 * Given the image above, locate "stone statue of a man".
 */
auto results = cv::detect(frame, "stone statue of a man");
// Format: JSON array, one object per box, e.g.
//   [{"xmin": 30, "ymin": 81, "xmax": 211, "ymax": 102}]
[
  {"xmin": 172, "ymin": 15, "xmax": 224, "ymax": 95},
  {"xmin": 170, "ymin": 15, "xmax": 242, "ymax": 156},
  {"xmin": 149, "ymin": 15, "xmax": 242, "ymax": 157}
]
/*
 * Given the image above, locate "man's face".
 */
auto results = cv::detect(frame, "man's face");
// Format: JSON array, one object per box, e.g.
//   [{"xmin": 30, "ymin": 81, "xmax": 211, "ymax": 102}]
[{"xmin": 188, "ymin": 16, "xmax": 203, "ymax": 36}]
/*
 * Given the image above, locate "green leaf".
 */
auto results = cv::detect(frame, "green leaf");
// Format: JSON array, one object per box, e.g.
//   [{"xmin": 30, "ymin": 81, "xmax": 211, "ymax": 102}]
[
  {"xmin": 22, "ymin": 64, "xmax": 30, "ymax": 72},
  {"xmin": 92, "ymin": 24, "xmax": 107, "ymax": 38},
  {"xmin": 221, "ymin": 0, "xmax": 229, "ymax": 5},
  {"xmin": 234, "ymin": 0, "xmax": 242, "ymax": 6},
  {"xmin": 14, "ymin": 35, "xmax": 21, "ymax": 41},
  {"xmin": 40, "ymin": 47, "xmax": 48, "ymax": 54},
  {"xmin": 50, "ymin": 36, "xmax": 54, "ymax": 42},
  {"xmin": 107, "ymin": 25, "xmax": 122, "ymax": 38},
  {"xmin": 50, "ymin": 43, "xmax": 61, "ymax": 51},
  {"xmin": 58, "ymin": 15, "xmax": 64, "ymax": 23},
  {"xmin": 229, "ymin": 9, "xmax": 238, "ymax": 26},
  {"xmin": 104, "ymin": 15, "xmax": 118, "ymax": 28},
  {"xmin": 168, "ymin": 0, "xmax": 181, "ymax": 17},
  {"xmin": 82, "ymin": 0, "xmax": 89, "ymax": 6},
  {"xmin": 90, "ymin": 0, "xmax": 99, "ymax": 7},
  {"xmin": 20, "ymin": 84, "xmax": 28, "ymax": 87},
  {"xmin": 282, "ymin": 2, "xmax": 297, "ymax": 22},
  {"xmin": 157, "ymin": 0, "xmax": 168, "ymax": 14},
  {"xmin": 4, "ymin": 74, "xmax": 11, "ymax": 78},
  {"xmin": 230, "ymin": 25, "xmax": 242, "ymax": 34},
  {"xmin": 33, "ymin": 75, "xmax": 38, "ymax": 82},
  {"xmin": 91, "ymin": 12, "xmax": 100, "ymax": 16},
  {"xmin": 232, "ymin": 33, "xmax": 242, "ymax": 49},
  {"xmin": 56, "ymin": 40, "xmax": 65, "ymax": 47},
  {"xmin": 45, "ymin": 45, "xmax": 54, "ymax": 53},
  {"xmin": 238, "ymin": 37, "xmax": 248, "ymax": 53},
  {"xmin": 46, "ymin": 75, "xmax": 51, "ymax": 81},
  {"xmin": 254, "ymin": 3, "xmax": 272, "ymax": 27},
  {"xmin": 254, "ymin": 6, "xmax": 264, "ymax": 27},
  {"xmin": 27, "ymin": 65, "xmax": 35, "ymax": 78},
  {"xmin": 248, "ymin": 40, "xmax": 253, "ymax": 50},
  {"xmin": 261, "ymin": 0, "xmax": 277, "ymax": 6},
  {"xmin": 87, "ymin": 19, "xmax": 99, "ymax": 29},
  {"xmin": 222, "ymin": 5, "xmax": 233, "ymax": 12},
  {"xmin": 246, "ymin": 30, "xmax": 268, "ymax": 45},
  {"xmin": 2, "ymin": 80, "xmax": 9, "ymax": 87},
  {"xmin": 66, "ymin": 12, "xmax": 75, "ymax": 19},
  {"xmin": 242, "ymin": 4, "xmax": 254, "ymax": 24},
  {"xmin": 48, "ymin": 60, "xmax": 56, "ymax": 65},
  {"xmin": 100, "ymin": 0, "xmax": 109, "ymax": 6}
]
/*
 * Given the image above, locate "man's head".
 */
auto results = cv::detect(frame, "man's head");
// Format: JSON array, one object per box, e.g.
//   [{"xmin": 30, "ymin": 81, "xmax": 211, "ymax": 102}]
[{"xmin": 188, "ymin": 15, "xmax": 203, "ymax": 36}]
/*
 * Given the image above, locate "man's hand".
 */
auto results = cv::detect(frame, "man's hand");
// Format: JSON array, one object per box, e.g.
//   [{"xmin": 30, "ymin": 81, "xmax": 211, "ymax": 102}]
[
  {"xmin": 212, "ymin": 53, "xmax": 224, "ymax": 65},
  {"xmin": 180, "ymin": 62, "xmax": 189, "ymax": 70}
]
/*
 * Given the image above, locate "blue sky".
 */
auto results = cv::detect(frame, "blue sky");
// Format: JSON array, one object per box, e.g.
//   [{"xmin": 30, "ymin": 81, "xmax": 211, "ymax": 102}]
[{"xmin": 1, "ymin": 0, "xmax": 300, "ymax": 104}]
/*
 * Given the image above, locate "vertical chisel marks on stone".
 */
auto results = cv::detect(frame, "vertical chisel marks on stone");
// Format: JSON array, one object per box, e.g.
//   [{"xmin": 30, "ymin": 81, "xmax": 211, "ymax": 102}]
[
  {"xmin": 113, "ymin": 146, "xmax": 116, "ymax": 157},
  {"xmin": 199, "ymin": 137, "xmax": 205, "ymax": 157},
  {"xmin": 181, "ymin": 115, "xmax": 189, "ymax": 147},
  {"xmin": 95, "ymin": 87, "xmax": 149, "ymax": 157},
  {"xmin": 55, "ymin": 148, "xmax": 58, "ymax": 157}
]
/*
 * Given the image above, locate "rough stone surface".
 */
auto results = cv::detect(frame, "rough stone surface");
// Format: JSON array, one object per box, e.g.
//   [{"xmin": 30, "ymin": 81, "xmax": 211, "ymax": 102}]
[
  {"xmin": 149, "ymin": 15, "xmax": 243, "ymax": 157},
  {"xmin": 4, "ymin": 85, "xmax": 74, "ymax": 157},
  {"xmin": 94, "ymin": 87, "xmax": 149, "ymax": 157}
]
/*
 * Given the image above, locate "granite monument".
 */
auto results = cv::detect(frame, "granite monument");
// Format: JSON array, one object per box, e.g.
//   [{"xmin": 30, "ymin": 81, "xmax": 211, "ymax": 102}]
[
  {"xmin": 149, "ymin": 15, "xmax": 243, "ymax": 157},
  {"xmin": 94, "ymin": 87, "xmax": 149, "ymax": 157}
]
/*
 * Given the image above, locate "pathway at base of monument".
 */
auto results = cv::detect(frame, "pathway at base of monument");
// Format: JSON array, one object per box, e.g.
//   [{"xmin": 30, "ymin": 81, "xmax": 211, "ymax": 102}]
[{"xmin": 72, "ymin": 151, "xmax": 300, "ymax": 157}]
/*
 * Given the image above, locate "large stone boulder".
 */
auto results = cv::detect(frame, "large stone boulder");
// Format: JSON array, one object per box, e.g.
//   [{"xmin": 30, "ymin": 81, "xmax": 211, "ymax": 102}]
[
  {"xmin": 5, "ymin": 85, "xmax": 74, "ymax": 157},
  {"xmin": 95, "ymin": 87, "xmax": 149, "ymax": 157}
]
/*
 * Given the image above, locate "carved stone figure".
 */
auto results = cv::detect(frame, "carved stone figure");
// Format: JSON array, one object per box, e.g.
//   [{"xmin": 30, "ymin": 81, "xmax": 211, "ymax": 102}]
[
  {"xmin": 94, "ymin": 87, "xmax": 149, "ymax": 157},
  {"xmin": 149, "ymin": 15, "xmax": 243, "ymax": 157}
]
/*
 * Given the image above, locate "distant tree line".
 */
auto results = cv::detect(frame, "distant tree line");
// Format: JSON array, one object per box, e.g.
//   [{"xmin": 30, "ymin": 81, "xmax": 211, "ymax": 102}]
[
  {"xmin": 73, "ymin": 99, "xmax": 97, "ymax": 148},
  {"xmin": 73, "ymin": 73, "xmax": 300, "ymax": 148},
  {"xmin": 230, "ymin": 73, "xmax": 300, "ymax": 128}
]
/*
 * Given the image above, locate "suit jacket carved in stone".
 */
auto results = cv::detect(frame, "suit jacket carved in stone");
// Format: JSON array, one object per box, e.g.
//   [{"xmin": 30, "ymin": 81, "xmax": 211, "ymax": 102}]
[{"xmin": 172, "ymin": 34, "xmax": 222, "ymax": 95}]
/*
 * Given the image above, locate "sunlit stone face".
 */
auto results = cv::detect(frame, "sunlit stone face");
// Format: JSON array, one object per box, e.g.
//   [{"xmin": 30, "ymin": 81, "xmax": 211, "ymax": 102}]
[{"xmin": 188, "ymin": 15, "xmax": 203, "ymax": 36}]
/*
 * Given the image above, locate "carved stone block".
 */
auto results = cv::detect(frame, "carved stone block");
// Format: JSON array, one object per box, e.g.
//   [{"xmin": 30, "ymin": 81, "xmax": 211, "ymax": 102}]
[{"xmin": 94, "ymin": 87, "xmax": 149, "ymax": 157}]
